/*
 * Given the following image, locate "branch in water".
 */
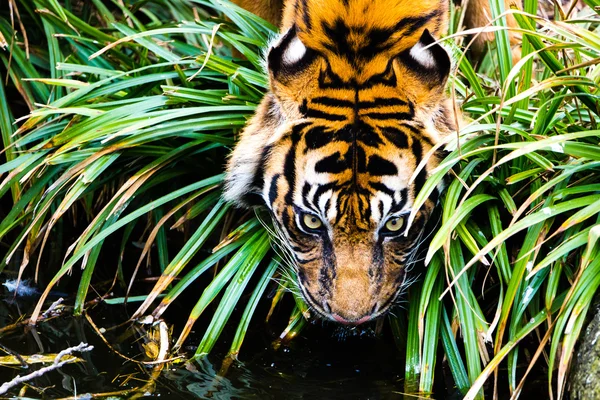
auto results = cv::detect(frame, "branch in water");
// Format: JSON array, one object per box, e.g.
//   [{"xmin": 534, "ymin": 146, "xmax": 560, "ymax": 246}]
[{"xmin": 0, "ymin": 342, "xmax": 94, "ymax": 395}]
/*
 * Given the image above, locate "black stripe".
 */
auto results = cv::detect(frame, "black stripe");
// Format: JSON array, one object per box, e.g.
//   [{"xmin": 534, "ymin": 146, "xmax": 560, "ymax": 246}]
[
  {"xmin": 392, "ymin": 188, "xmax": 409, "ymax": 211},
  {"xmin": 268, "ymin": 173, "xmax": 280, "ymax": 205},
  {"xmin": 412, "ymin": 140, "xmax": 427, "ymax": 196},
  {"xmin": 291, "ymin": 244, "xmax": 311, "ymax": 253},
  {"xmin": 346, "ymin": 119, "xmax": 384, "ymax": 149},
  {"xmin": 369, "ymin": 181, "xmax": 395, "ymax": 197},
  {"xmin": 313, "ymin": 181, "xmax": 339, "ymax": 206},
  {"xmin": 299, "ymin": 98, "xmax": 308, "ymax": 116},
  {"xmin": 394, "ymin": 10, "xmax": 441, "ymax": 37},
  {"xmin": 297, "ymin": 256, "xmax": 319, "ymax": 264},
  {"xmin": 304, "ymin": 286, "xmax": 324, "ymax": 307},
  {"xmin": 398, "ymin": 122, "xmax": 422, "ymax": 135},
  {"xmin": 363, "ymin": 112, "xmax": 413, "ymax": 120},
  {"xmin": 283, "ymin": 128, "xmax": 301, "ymax": 203},
  {"xmin": 362, "ymin": 195, "xmax": 372, "ymax": 221},
  {"xmin": 282, "ymin": 208, "xmax": 301, "ymax": 243},
  {"xmin": 368, "ymin": 154, "xmax": 398, "ymax": 176},
  {"xmin": 297, "ymin": 269, "xmax": 308, "ymax": 285},
  {"xmin": 304, "ymin": 125, "xmax": 334, "ymax": 151},
  {"xmin": 321, "ymin": 18, "xmax": 399, "ymax": 67},
  {"xmin": 250, "ymin": 145, "xmax": 271, "ymax": 191},
  {"xmin": 301, "ymin": 182, "xmax": 312, "ymax": 209},
  {"xmin": 301, "ymin": 0, "xmax": 311, "ymax": 30},
  {"xmin": 311, "ymin": 97, "xmax": 354, "ymax": 108},
  {"xmin": 399, "ymin": 121, "xmax": 434, "ymax": 147},
  {"xmin": 429, "ymin": 185, "xmax": 441, "ymax": 205},
  {"xmin": 356, "ymin": 145, "xmax": 367, "ymax": 172},
  {"xmin": 382, "ymin": 127, "xmax": 409, "ymax": 149},
  {"xmin": 305, "ymin": 107, "xmax": 347, "ymax": 121},
  {"xmin": 315, "ymin": 152, "xmax": 349, "ymax": 174},
  {"xmin": 400, "ymin": 123, "xmax": 434, "ymax": 147}
]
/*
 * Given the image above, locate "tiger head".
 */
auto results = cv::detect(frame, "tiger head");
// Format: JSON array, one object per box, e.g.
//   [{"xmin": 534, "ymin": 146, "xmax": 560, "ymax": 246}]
[{"xmin": 225, "ymin": 0, "xmax": 456, "ymax": 324}]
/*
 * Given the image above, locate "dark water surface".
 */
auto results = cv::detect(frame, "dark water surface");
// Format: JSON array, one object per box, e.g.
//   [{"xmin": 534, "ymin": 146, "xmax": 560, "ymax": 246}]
[
  {"xmin": 0, "ymin": 286, "xmax": 555, "ymax": 399},
  {"xmin": 0, "ymin": 291, "xmax": 418, "ymax": 399}
]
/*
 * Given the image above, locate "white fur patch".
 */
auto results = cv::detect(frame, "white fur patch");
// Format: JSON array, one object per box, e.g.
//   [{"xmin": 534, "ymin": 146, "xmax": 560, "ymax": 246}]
[
  {"xmin": 327, "ymin": 192, "xmax": 339, "ymax": 221},
  {"xmin": 283, "ymin": 36, "xmax": 307, "ymax": 65},
  {"xmin": 409, "ymin": 42, "xmax": 436, "ymax": 69},
  {"xmin": 318, "ymin": 190, "xmax": 334, "ymax": 217},
  {"xmin": 370, "ymin": 196, "xmax": 382, "ymax": 222}
]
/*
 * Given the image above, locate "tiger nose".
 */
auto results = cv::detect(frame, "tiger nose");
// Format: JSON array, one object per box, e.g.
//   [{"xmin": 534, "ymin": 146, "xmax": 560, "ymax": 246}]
[{"xmin": 331, "ymin": 313, "xmax": 373, "ymax": 325}]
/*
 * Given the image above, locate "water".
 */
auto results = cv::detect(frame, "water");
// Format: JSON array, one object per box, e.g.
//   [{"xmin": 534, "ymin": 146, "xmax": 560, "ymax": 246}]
[{"xmin": 0, "ymin": 291, "xmax": 415, "ymax": 399}]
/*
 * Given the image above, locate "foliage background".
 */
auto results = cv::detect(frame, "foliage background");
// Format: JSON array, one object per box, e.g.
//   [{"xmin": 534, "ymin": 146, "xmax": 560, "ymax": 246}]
[{"xmin": 1, "ymin": 0, "xmax": 599, "ymax": 398}]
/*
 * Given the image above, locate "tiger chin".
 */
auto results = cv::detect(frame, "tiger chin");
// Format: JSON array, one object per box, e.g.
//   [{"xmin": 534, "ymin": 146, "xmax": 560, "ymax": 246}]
[{"xmin": 224, "ymin": 0, "xmax": 457, "ymax": 325}]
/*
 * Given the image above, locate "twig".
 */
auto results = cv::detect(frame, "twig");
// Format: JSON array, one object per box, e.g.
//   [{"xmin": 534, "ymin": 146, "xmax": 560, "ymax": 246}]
[
  {"xmin": 84, "ymin": 313, "xmax": 180, "ymax": 365},
  {"xmin": 0, "ymin": 343, "xmax": 94, "ymax": 395},
  {"xmin": 42, "ymin": 297, "xmax": 64, "ymax": 318},
  {"xmin": 0, "ymin": 298, "xmax": 67, "ymax": 338},
  {"xmin": 0, "ymin": 343, "xmax": 28, "ymax": 368}
]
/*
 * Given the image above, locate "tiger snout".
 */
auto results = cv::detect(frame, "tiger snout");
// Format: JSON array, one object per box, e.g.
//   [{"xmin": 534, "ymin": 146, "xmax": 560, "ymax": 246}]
[
  {"xmin": 302, "ymin": 269, "xmax": 400, "ymax": 325},
  {"xmin": 298, "ymin": 238, "xmax": 405, "ymax": 325}
]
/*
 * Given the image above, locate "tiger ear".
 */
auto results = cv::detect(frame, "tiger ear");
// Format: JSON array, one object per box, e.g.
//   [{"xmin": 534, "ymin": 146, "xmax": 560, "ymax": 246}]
[
  {"xmin": 224, "ymin": 96, "xmax": 279, "ymax": 208},
  {"xmin": 398, "ymin": 29, "xmax": 451, "ymax": 90}
]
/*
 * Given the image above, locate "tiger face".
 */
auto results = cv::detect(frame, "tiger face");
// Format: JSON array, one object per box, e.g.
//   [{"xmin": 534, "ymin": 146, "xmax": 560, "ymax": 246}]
[{"xmin": 225, "ymin": 0, "xmax": 456, "ymax": 324}]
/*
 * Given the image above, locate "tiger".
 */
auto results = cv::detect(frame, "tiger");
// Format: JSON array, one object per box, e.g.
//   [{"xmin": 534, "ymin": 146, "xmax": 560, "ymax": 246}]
[{"xmin": 224, "ymin": 0, "xmax": 518, "ymax": 325}]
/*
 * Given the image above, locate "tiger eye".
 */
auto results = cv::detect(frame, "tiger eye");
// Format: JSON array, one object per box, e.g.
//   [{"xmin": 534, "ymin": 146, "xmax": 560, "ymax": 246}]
[
  {"xmin": 303, "ymin": 214, "xmax": 323, "ymax": 230},
  {"xmin": 385, "ymin": 217, "xmax": 404, "ymax": 232}
]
